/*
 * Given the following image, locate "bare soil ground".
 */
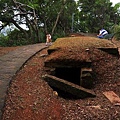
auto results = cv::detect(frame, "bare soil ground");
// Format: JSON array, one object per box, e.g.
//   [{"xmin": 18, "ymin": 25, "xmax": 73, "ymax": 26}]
[{"xmin": 1, "ymin": 38, "xmax": 120, "ymax": 120}]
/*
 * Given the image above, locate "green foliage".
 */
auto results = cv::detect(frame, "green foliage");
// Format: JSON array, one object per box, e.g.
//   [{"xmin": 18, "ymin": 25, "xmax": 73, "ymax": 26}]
[
  {"xmin": 52, "ymin": 30, "xmax": 66, "ymax": 41},
  {"xmin": 112, "ymin": 25, "xmax": 120, "ymax": 40},
  {"xmin": 0, "ymin": 0, "xmax": 120, "ymax": 46},
  {"xmin": 0, "ymin": 34, "xmax": 9, "ymax": 47},
  {"xmin": 114, "ymin": 3, "xmax": 120, "ymax": 10},
  {"xmin": 77, "ymin": 0, "xmax": 120, "ymax": 33},
  {"xmin": 0, "ymin": 31, "xmax": 31, "ymax": 47}
]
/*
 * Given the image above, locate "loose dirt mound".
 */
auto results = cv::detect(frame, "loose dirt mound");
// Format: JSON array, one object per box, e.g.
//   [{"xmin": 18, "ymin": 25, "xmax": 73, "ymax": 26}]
[
  {"xmin": 1, "ymin": 37, "xmax": 120, "ymax": 120},
  {"xmin": 45, "ymin": 37, "xmax": 118, "ymax": 67}
]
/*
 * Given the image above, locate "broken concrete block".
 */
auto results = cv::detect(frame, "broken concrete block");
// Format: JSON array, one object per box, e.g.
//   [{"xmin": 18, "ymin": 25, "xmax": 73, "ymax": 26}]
[
  {"xmin": 80, "ymin": 68, "xmax": 93, "ymax": 89},
  {"xmin": 98, "ymin": 48, "xmax": 119, "ymax": 56},
  {"xmin": 42, "ymin": 74, "xmax": 96, "ymax": 99},
  {"xmin": 81, "ymin": 73, "xmax": 93, "ymax": 89},
  {"xmin": 81, "ymin": 68, "xmax": 92, "ymax": 74},
  {"xmin": 103, "ymin": 91, "xmax": 120, "ymax": 106}
]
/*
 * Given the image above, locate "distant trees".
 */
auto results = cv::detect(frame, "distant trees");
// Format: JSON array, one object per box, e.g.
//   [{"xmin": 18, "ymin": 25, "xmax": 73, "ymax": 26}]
[
  {"xmin": 76, "ymin": 0, "xmax": 120, "ymax": 33},
  {"xmin": 0, "ymin": 0, "xmax": 120, "ymax": 46}
]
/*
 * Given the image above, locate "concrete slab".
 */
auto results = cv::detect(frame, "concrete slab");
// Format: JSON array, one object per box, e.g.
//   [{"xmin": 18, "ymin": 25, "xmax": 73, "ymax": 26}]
[{"xmin": 43, "ymin": 74, "xmax": 96, "ymax": 99}]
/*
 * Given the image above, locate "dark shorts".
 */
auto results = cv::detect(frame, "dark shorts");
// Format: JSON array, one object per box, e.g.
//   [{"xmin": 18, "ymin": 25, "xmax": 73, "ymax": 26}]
[{"xmin": 98, "ymin": 34, "xmax": 108, "ymax": 39}]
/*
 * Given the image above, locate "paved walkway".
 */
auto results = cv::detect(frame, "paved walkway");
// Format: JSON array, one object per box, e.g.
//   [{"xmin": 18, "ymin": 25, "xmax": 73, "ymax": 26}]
[{"xmin": 0, "ymin": 43, "xmax": 47, "ymax": 119}]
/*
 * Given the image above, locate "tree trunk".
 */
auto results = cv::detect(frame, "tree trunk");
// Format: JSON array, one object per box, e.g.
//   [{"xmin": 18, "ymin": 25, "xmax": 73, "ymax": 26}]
[{"xmin": 51, "ymin": 0, "xmax": 66, "ymax": 35}]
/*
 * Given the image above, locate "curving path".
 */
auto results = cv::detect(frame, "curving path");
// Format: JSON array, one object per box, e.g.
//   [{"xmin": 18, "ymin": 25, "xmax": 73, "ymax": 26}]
[{"xmin": 0, "ymin": 43, "xmax": 47, "ymax": 119}]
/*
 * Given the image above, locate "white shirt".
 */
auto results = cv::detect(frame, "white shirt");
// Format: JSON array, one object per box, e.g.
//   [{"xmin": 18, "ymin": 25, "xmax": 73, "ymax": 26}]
[{"xmin": 99, "ymin": 29, "xmax": 108, "ymax": 36}]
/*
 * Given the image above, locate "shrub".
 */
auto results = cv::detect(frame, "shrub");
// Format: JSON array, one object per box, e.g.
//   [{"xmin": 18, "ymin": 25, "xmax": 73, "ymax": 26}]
[
  {"xmin": 112, "ymin": 25, "xmax": 120, "ymax": 40},
  {"xmin": 0, "ymin": 34, "xmax": 9, "ymax": 46}
]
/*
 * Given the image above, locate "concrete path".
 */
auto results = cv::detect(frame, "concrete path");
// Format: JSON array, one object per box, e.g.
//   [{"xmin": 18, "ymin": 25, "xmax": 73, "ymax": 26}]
[{"xmin": 0, "ymin": 43, "xmax": 47, "ymax": 119}]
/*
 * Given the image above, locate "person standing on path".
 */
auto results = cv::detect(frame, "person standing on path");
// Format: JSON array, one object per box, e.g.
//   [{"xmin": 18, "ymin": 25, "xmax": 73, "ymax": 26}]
[{"xmin": 46, "ymin": 33, "xmax": 52, "ymax": 46}]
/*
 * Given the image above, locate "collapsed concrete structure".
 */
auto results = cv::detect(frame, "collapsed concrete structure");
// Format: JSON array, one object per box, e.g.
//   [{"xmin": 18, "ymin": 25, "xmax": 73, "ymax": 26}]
[{"xmin": 43, "ymin": 36, "xmax": 119, "ymax": 99}]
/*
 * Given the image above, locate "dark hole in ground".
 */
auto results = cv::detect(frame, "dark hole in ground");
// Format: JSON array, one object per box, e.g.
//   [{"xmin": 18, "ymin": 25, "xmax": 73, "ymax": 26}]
[
  {"xmin": 55, "ymin": 67, "xmax": 81, "ymax": 85},
  {"xmin": 51, "ymin": 67, "xmax": 82, "ymax": 99}
]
